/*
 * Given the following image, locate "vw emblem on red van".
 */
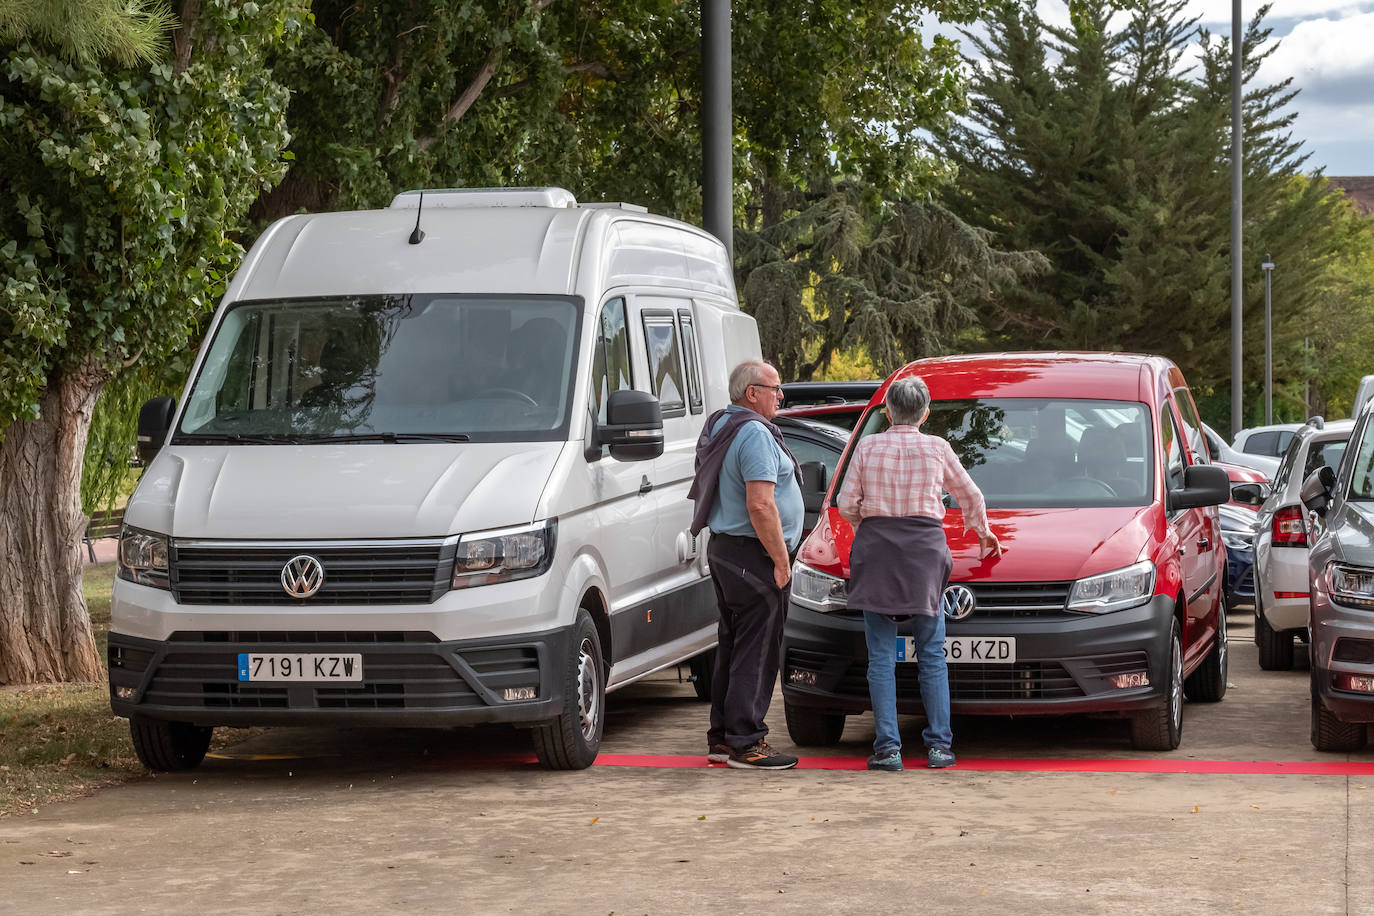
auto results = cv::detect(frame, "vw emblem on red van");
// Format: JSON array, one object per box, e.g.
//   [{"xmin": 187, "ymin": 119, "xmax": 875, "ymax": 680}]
[
  {"xmin": 941, "ymin": 584, "xmax": 976, "ymax": 620},
  {"xmin": 281, "ymin": 555, "xmax": 325, "ymax": 599}
]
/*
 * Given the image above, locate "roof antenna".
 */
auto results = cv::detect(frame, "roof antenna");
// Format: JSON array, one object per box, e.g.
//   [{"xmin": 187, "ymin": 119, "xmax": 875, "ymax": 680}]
[{"xmin": 408, "ymin": 192, "xmax": 426, "ymax": 245}]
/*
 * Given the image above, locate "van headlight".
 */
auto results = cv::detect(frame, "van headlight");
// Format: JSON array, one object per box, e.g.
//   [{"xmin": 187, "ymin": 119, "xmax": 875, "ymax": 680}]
[
  {"xmin": 1327, "ymin": 563, "xmax": 1374, "ymax": 610},
  {"xmin": 451, "ymin": 520, "xmax": 556, "ymax": 589},
  {"xmin": 791, "ymin": 562, "xmax": 848, "ymax": 612},
  {"xmin": 116, "ymin": 526, "xmax": 170, "ymax": 590},
  {"xmin": 1067, "ymin": 560, "xmax": 1155, "ymax": 614}
]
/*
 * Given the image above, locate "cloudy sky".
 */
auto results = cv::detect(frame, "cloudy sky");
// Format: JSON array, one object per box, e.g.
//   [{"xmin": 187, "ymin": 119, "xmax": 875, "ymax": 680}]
[{"xmin": 943, "ymin": 1, "xmax": 1374, "ymax": 176}]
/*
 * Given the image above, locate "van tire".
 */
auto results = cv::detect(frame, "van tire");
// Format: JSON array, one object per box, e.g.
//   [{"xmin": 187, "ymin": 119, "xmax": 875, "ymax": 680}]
[
  {"xmin": 1184, "ymin": 604, "xmax": 1227, "ymax": 702},
  {"xmin": 1130, "ymin": 618, "xmax": 1183, "ymax": 751},
  {"xmin": 1255, "ymin": 595, "xmax": 1294, "ymax": 670},
  {"xmin": 1311, "ymin": 675, "xmax": 1367, "ymax": 752},
  {"xmin": 129, "ymin": 716, "xmax": 213, "ymax": 771},
  {"xmin": 532, "ymin": 612, "xmax": 605, "ymax": 770},
  {"xmin": 784, "ymin": 699, "xmax": 845, "ymax": 747},
  {"xmin": 688, "ymin": 649, "xmax": 715, "ymax": 702}
]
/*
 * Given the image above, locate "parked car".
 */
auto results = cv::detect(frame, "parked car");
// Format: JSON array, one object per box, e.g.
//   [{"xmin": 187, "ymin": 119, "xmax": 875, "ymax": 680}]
[
  {"xmin": 1233, "ymin": 423, "xmax": 1304, "ymax": 462},
  {"xmin": 1300, "ymin": 408, "xmax": 1374, "ymax": 751},
  {"xmin": 1218, "ymin": 503, "xmax": 1258, "ymax": 611},
  {"xmin": 1202, "ymin": 423, "xmax": 1280, "ymax": 478},
  {"xmin": 783, "ymin": 352, "xmax": 1231, "ymax": 751},
  {"xmin": 774, "ymin": 415, "xmax": 850, "ymax": 536},
  {"xmin": 1251, "ymin": 417, "xmax": 1354, "ymax": 669},
  {"xmin": 778, "ymin": 380, "xmax": 880, "ymax": 430}
]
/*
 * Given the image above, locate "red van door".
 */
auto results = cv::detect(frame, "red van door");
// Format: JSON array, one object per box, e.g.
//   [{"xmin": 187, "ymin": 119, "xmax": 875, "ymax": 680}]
[{"xmin": 1161, "ymin": 397, "xmax": 1221, "ymax": 667}]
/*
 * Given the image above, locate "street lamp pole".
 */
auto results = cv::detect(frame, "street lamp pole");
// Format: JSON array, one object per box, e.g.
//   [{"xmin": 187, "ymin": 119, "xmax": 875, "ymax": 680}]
[
  {"xmin": 701, "ymin": 0, "xmax": 733, "ymax": 260},
  {"xmin": 1230, "ymin": 0, "xmax": 1244, "ymax": 437},
  {"xmin": 1263, "ymin": 254, "xmax": 1274, "ymax": 424}
]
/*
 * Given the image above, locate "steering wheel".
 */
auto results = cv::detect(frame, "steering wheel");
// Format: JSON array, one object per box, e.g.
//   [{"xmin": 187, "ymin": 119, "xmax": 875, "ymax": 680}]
[
  {"xmin": 472, "ymin": 388, "xmax": 538, "ymax": 408},
  {"xmin": 1047, "ymin": 476, "xmax": 1117, "ymax": 498}
]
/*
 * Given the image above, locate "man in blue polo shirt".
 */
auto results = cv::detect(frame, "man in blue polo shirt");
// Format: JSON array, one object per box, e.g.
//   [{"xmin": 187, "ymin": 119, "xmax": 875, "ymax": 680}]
[{"xmin": 688, "ymin": 360, "xmax": 804, "ymax": 769}]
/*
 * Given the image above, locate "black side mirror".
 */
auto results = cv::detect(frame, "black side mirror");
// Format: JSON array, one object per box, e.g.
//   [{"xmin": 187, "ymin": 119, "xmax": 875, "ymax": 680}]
[
  {"xmin": 1229, "ymin": 482, "xmax": 1268, "ymax": 508},
  {"xmin": 1167, "ymin": 464, "xmax": 1231, "ymax": 511},
  {"xmin": 136, "ymin": 396, "xmax": 176, "ymax": 465},
  {"xmin": 1301, "ymin": 465, "xmax": 1337, "ymax": 516},
  {"xmin": 597, "ymin": 389, "xmax": 663, "ymax": 461}
]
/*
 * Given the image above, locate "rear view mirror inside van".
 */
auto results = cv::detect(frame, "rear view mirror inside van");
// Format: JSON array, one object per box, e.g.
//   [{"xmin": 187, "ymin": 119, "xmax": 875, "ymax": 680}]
[{"xmin": 597, "ymin": 389, "xmax": 664, "ymax": 461}]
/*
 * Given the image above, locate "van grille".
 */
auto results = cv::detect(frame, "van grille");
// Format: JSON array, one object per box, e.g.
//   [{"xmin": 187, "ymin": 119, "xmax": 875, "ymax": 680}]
[
  {"xmin": 832, "ymin": 581, "xmax": 1074, "ymax": 620},
  {"xmin": 170, "ymin": 539, "xmax": 456, "ymax": 606}
]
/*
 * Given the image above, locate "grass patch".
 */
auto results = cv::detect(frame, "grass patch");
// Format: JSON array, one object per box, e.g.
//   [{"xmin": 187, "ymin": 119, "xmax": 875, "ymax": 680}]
[{"xmin": 0, "ymin": 561, "xmax": 253, "ymax": 818}]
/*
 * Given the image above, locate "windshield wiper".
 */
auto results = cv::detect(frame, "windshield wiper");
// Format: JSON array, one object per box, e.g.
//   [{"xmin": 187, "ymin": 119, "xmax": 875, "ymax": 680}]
[
  {"xmin": 174, "ymin": 433, "xmax": 312, "ymax": 445},
  {"xmin": 308, "ymin": 432, "xmax": 471, "ymax": 443}
]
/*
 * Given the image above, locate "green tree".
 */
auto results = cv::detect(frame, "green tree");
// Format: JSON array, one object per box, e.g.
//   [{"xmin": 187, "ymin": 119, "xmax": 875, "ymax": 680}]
[{"xmin": 0, "ymin": 0, "xmax": 305, "ymax": 683}]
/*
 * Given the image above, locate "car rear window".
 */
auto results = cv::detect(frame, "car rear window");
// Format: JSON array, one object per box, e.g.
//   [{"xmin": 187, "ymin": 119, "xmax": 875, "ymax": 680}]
[
  {"xmin": 1243, "ymin": 430, "xmax": 1295, "ymax": 457},
  {"xmin": 840, "ymin": 397, "xmax": 1154, "ymax": 509}
]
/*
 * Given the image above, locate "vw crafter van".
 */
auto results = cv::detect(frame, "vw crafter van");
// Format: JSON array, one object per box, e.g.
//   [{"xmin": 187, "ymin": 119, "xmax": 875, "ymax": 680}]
[{"xmin": 109, "ymin": 188, "xmax": 761, "ymax": 770}]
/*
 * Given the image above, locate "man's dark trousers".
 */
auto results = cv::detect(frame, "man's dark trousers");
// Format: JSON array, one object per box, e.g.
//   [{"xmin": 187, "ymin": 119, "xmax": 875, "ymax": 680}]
[{"xmin": 706, "ymin": 533, "xmax": 789, "ymax": 749}]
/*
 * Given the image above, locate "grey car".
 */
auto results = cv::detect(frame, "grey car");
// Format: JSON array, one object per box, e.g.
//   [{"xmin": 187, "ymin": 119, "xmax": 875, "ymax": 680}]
[{"xmin": 1300, "ymin": 406, "xmax": 1374, "ymax": 751}]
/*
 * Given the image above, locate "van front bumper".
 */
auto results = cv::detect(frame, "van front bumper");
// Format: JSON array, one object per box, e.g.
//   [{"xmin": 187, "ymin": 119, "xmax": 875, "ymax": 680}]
[
  {"xmin": 781, "ymin": 595, "xmax": 1176, "ymax": 718},
  {"xmin": 108, "ymin": 626, "xmax": 571, "ymax": 728}
]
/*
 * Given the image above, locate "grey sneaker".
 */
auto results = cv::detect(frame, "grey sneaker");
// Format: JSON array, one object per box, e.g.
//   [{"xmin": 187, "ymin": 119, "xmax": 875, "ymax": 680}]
[
  {"xmin": 727, "ymin": 741, "xmax": 799, "ymax": 770},
  {"xmin": 927, "ymin": 746, "xmax": 957, "ymax": 768},
  {"xmin": 866, "ymin": 750, "xmax": 904, "ymax": 771},
  {"xmin": 707, "ymin": 742, "xmax": 732, "ymax": 763}
]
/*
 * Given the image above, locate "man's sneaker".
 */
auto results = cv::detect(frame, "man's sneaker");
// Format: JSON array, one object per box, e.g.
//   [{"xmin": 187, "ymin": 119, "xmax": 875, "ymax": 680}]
[
  {"xmin": 927, "ymin": 746, "xmax": 957, "ymax": 769},
  {"xmin": 866, "ymin": 750, "xmax": 904, "ymax": 771},
  {"xmin": 707, "ymin": 743, "xmax": 732, "ymax": 763},
  {"xmin": 726, "ymin": 742, "xmax": 799, "ymax": 770}
]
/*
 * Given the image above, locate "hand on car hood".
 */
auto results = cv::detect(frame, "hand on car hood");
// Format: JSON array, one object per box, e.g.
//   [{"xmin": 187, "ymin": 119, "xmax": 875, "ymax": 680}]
[{"xmin": 126, "ymin": 442, "xmax": 565, "ymax": 539}]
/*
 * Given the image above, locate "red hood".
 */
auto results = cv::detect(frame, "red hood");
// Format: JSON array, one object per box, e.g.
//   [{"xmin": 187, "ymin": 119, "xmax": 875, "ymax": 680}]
[{"xmin": 798, "ymin": 505, "xmax": 1160, "ymax": 583}]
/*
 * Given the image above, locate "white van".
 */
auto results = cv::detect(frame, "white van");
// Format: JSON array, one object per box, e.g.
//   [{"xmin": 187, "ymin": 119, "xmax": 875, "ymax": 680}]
[{"xmin": 108, "ymin": 188, "xmax": 760, "ymax": 770}]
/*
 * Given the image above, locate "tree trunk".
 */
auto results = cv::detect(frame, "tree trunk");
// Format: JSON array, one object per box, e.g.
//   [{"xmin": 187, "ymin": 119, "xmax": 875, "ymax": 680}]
[{"xmin": 0, "ymin": 360, "xmax": 108, "ymax": 684}]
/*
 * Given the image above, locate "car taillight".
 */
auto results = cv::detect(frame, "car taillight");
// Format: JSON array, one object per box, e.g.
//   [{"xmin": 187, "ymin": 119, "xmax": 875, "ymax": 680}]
[{"xmin": 1272, "ymin": 506, "xmax": 1307, "ymax": 547}]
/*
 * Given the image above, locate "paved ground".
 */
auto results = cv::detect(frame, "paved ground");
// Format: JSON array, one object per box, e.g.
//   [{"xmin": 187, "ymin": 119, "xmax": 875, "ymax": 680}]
[{"xmin": 3, "ymin": 606, "xmax": 1370, "ymax": 914}]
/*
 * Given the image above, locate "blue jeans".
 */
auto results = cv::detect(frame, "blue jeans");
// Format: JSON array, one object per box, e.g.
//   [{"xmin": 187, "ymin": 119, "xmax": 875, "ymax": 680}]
[{"xmin": 863, "ymin": 610, "xmax": 953, "ymax": 756}]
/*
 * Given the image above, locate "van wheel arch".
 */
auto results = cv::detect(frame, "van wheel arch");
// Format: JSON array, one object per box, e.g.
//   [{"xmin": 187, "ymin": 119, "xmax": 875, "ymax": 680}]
[{"xmin": 580, "ymin": 589, "xmax": 612, "ymax": 673}]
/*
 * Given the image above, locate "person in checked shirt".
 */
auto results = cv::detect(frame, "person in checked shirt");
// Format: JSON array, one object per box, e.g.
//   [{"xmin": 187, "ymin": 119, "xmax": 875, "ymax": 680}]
[{"xmin": 836, "ymin": 376, "xmax": 1001, "ymax": 771}]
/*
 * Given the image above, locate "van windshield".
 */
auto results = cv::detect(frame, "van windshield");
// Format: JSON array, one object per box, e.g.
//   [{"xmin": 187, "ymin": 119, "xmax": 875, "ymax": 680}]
[
  {"xmin": 175, "ymin": 294, "xmax": 582, "ymax": 444},
  {"xmin": 844, "ymin": 397, "xmax": 1155, "ymax": 509}
]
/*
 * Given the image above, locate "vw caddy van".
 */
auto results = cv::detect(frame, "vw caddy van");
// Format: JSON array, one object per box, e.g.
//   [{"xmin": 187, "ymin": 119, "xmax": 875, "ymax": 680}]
[
  {"xmin": 782, "ymin": 353, "xmax": 1231, "ymax": 751},
  {"xmin": 109, "ymin": 188, "xmax": 760, "ymax": 770}
]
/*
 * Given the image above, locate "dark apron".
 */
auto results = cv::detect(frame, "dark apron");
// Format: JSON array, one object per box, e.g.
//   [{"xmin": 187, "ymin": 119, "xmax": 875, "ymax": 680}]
[{"xmin": 847, "ymin": 515, "xmax": 953, "ymax": 617}]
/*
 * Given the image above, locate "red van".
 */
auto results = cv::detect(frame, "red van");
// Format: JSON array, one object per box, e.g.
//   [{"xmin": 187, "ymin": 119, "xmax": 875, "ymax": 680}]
[{"xmin": 782, "ymin": 352, "xmax": 1231, "ymax": 750}]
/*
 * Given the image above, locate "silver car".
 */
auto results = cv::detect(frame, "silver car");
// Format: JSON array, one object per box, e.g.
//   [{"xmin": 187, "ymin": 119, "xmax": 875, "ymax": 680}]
[{"xmin": 1252, "ymin": 418, "xmax": 1353, "ymax": 669}]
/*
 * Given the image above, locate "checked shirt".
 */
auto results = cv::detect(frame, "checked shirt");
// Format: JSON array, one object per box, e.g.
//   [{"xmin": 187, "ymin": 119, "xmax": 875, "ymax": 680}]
[{"xmin": 835, "ymin": 425, "xmax": 991, "ymax": 536}]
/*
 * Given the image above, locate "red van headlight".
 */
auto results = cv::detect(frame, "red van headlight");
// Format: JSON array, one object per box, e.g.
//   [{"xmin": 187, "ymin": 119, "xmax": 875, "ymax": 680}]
[
  {"xmin": 791, "ymin": 562, "xmax": 848, "ymax": 612},
  {"xmin": 1067, "ymin": 561, "xmax": 1156, "ymax": 614}
]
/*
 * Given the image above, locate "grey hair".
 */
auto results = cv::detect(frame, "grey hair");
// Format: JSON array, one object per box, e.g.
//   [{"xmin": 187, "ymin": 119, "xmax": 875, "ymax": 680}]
[
  {"xmin": 886, "ymin": 376, "xmax": 930, "ymax": 425},
  {"xmin": 728, "ymin": 360, "xmax": 776, "ymax": 402}
]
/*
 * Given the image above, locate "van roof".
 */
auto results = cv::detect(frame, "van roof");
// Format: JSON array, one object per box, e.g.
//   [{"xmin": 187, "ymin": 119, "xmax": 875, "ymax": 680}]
[
  {"xmin": 879, "ymin": 351, "xmax": 1177, "ymax": 403},
  {"xmin": 228, "ymin": 192, "xmax": 733, "ymax": 302}
]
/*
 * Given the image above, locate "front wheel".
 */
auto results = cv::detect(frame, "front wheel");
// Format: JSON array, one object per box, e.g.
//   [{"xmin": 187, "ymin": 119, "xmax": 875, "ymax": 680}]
[
  {"xmin": 1311, "ymin": 672, "xmax": 1368, "ymax": 752},
  {"xmin": 783, "ymin": 699, "xmax": 846, "ymax": 747},
  {"xmin": 129, "ymin": 716, "xmax": 213, "ymax": 771},
  {"xmin": 1184, "ymin": 603, "xmax": 1228, "ymax": 702},
  {"xmin": 1130, "ymin": 617, "xmax": 1183, "ymax": 751},
  {"xmin": 532, "ymin": 612, "xmax": 605, "ymax": 770}
]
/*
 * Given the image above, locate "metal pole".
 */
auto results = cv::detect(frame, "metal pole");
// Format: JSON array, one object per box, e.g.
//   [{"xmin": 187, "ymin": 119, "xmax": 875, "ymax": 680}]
[
  {"xmin": 701, "ymin": 0, "xmax": 733, "ymax": 261},
  {"xmin": 1262, "ymin": 255, "xmax": 1274, "ymax": 424},
  {"xmin": 1230, "ymin": 0, "xmax": 1244, "ymax": 436}
]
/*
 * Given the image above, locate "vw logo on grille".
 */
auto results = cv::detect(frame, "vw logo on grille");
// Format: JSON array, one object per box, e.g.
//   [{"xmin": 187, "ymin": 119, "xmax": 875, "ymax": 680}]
[
  {"xmin": 942, "ymin": 584, "xmax": 976, "ymax": 620},
  {"xmin": 281, "ymin": 555, "xmax": 325, "ymax": 599}
]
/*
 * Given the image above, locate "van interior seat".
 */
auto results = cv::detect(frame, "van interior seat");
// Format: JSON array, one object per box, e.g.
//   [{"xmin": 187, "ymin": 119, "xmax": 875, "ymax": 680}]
[
  {"xmin": 1023, "ymin": 429, "xmax": 1077, "ymax": 490},
  {"xmin": 1078, "ymin": 424, "xmax": 1142, "ymax": 498}
]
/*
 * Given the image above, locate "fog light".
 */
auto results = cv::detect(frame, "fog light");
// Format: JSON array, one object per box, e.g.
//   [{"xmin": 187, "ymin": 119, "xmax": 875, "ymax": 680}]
[
  {"xmin": 114, "ymin": 686, "xmax": 136, "ymax": 700},
  {"xmin": 787, "ymin": 668, "xmax": 818, "ymax": 687},
  {"xmin": 1335, "ymin": 674, "xmax": 1374, "ymax": 694},
  {"xmin": 1108, "ymin": 671, "xmax": 1150, "ymax": 689},
  {"xmin": 502, "ymin": 686, "xmax": 536, "ymax": 701}
]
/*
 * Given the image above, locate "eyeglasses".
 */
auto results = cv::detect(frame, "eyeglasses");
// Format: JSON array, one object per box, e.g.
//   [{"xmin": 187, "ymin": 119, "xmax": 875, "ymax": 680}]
[{"xmin": 750, "ymin": 383, "xmax": 785, "ymax": 398}]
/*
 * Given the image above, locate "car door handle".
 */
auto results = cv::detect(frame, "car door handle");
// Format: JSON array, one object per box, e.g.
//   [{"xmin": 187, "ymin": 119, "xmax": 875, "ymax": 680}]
[
  {"xmin": 639, "ymin": 475, "xmax": 653, "ymax": 495},
  {"xmin": 1197, "ymin": 536, "xmax": 1210, "ymax": 550}
]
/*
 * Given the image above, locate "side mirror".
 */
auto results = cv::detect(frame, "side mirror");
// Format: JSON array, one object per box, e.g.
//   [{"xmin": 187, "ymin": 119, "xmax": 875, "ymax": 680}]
[
  {"xmin": 136, "ymin": 396, "xmax": 176, "ymax": 465},
  {"xmin": 1229, "ymin": 482, "xmax": 1268, "ymax": 508},
  {"xmin": 597, "ymin": 389, "xmax": 663, "ymax": 461},
  {"xmin": 799, "ymin": 460, "xmax": 829, "ymax": 513},
  {"xmin": 1300, "ymin": 465, "xmax": 1337, "ymax": 516},
  {"xmin": 1167, "ymin": 464, "xmax": 1230, "ymax": 511}
]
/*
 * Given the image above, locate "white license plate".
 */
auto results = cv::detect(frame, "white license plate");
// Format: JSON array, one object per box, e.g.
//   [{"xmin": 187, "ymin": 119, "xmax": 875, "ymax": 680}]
[
  {"xmin": 898, "ymin": 636, "xmax": 1016, "ymax": 664},
  {"xmin": 237, "ymin": 653, "xmax": 363, "ymax": 682}
]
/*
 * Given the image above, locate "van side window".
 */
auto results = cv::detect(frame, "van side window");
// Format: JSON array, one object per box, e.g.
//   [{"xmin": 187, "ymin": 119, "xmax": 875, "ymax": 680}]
[
  {"xmin": 642, "ymin": 311, "xmax": 686, "ymax": 417},
  {"xmin": 592, "ymin": 298, "xmax": 633, "ymax": 424},
  {"xmin": 677, "ymin": 309, "xmax": 704, "ymax": 414},
  {"xmin": 1172, "ymin": 388, "xmax": 1209, "ymax": 464},
  {"xmin": 1161, "ymin": 407, "xmax": 1186, "ymax": 491}
]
